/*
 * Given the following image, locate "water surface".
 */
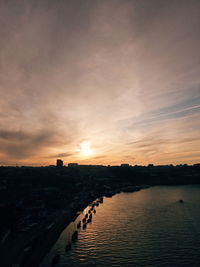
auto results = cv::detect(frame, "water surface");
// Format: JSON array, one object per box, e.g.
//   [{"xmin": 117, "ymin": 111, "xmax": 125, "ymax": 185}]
[{"xmin": 41, "ymin": 185, "xmax": 200, "ymax": 266}]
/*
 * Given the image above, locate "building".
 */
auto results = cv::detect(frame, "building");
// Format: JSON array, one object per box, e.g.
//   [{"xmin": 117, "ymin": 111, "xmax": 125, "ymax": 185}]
[
  {"xmin": 68, "ymin": 163, "xmax": 78, "ymax": 167},
  {"xmin": 120, "ymin": 164, "xmax": 130, "ymax": 167},
  {"xmin": 56, "ymin": 159, "xmax": 63, "ymax": 167}
]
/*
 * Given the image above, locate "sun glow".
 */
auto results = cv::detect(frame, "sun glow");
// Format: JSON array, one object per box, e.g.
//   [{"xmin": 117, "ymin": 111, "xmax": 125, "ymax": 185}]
[{"xmin": 80, "ymin": 141, "xmax": 92, "ymax": 157}]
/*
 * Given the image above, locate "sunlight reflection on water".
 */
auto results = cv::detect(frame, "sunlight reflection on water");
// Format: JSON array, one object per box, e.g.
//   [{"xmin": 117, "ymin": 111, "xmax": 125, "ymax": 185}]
[{"xmin": 41, "ymin": 185, "xmax": 200, "ymax": 267}]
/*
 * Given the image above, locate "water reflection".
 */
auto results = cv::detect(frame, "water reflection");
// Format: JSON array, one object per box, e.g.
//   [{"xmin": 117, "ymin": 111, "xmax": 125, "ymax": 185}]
[{"xmin": 41, "ymin": 185, "xmax": 200, "ymax": 267}]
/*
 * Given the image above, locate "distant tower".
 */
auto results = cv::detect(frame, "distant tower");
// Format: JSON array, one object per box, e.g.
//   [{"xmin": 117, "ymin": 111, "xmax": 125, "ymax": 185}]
[{"xmin": 56, "ymin": 159, "xmax": 63, "ymax": 167}]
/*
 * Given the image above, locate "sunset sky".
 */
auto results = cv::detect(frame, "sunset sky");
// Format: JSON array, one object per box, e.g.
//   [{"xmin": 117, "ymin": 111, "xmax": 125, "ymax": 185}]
[{"xmin": 0, "ymin": 0, "xmax": 200, "ymax": 166}]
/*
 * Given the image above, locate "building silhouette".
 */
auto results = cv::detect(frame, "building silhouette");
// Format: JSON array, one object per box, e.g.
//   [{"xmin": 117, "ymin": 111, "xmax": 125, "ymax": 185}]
[
  {"xmin": 68, "ymin": 163, "xmax": 78, "ymax": 167},
  {"xmin": 56, "ymin": 159, "xmax": 63, "ymax": 167},
  {"xmin": 121, "ymin": 164, "xmax": 130, "ymax": 167}
]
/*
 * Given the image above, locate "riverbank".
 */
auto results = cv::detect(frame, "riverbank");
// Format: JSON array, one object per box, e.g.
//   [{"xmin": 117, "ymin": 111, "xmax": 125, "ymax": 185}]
[
  {"xmin": 22, "ymin": 185, "xmax": 148, "ymax": 267},
  {"xmin": 25, "ymin": 193, "xmax": 97, "ymax": 267},
  {"xmin": 35, "ymin": 185, "xmax": 149, "ymax": 267}
]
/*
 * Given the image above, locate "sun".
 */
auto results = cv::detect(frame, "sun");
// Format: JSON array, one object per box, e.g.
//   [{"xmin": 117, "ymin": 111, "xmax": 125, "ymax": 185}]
[{"xmin": 79, "ymin": 141, "xmax": 92, "ymax": 157}]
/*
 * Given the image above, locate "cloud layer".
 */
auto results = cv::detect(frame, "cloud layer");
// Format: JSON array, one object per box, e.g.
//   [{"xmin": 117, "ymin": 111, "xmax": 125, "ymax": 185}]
[{"xmin": 0, "ymin": 0, "xmax": 200, "ymax": 165}]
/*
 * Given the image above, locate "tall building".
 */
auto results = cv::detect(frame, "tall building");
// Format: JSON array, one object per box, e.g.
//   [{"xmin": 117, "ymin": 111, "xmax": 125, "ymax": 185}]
[{"xmin": 56, "ymin": 159, "xmax": 63, "ymax": 167}]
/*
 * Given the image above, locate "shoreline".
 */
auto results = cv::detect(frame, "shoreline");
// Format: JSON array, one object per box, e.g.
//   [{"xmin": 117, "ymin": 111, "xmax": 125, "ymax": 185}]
[
  {"xmin": 22, "ymin": 193, "xmax": 98, "ymax": 267},
  {"xmin": 23, "ymin": 185, "xmax": 148, "ymax": 267},
  {"xmin": 2, "ymin": 183, "xmax": 198, "ymax": 266}
]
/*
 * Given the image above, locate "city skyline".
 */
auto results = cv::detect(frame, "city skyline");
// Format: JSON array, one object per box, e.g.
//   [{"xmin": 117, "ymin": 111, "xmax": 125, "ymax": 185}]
[{"xmin": 0, "ymin": 0, "xmax": 200, "ymax": 166}]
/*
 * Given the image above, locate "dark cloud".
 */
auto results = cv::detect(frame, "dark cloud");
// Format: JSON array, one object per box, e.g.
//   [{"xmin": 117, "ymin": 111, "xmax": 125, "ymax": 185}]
[
  {"xmin": 47, "ymin": 152, "xmax": 76, "ymax": 159},
  {"xmin": 0, "ymin": 130, "xmax": 29, "ymax": 140},
  {"xmin": 0, "ymin": 129, "xmax": 65, "ymax": 159}
]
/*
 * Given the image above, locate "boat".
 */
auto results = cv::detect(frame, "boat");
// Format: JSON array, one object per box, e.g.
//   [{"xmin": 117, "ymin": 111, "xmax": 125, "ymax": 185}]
[
  {"xmin": 87, "ymin": 218, "xmax": 92, "ymax": 223},
  {"xmin": 98, "ymin": 197, "xmax": 103, "ymax": 203},
  {"xmin": 83, "ymin": 223, "xmax": 87, "ymax": 229}
]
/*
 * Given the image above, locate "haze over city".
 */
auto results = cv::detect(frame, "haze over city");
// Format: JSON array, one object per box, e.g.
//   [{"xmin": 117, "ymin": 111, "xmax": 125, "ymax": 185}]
[{"xmin": 0, "ymin": 0, "xmax": 200, "ymax": 166}]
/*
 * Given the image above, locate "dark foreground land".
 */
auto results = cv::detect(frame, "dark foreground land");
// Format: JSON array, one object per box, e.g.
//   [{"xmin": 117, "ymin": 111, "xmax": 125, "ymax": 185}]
[{"xmin": 0, "ymin": 164, "xmax": 200, "ymax": 267}]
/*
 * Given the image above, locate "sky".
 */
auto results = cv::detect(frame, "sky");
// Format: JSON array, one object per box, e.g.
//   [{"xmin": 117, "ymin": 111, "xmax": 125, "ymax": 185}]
[{"xmin": 0, "ymin": 0, "xmax": 200, "ymax": 166}]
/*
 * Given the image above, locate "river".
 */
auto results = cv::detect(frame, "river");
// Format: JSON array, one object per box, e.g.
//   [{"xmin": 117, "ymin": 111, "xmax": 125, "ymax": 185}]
[{"xmin": 40, "ymin": 185, "xmax": 200, "ymax": 266}]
